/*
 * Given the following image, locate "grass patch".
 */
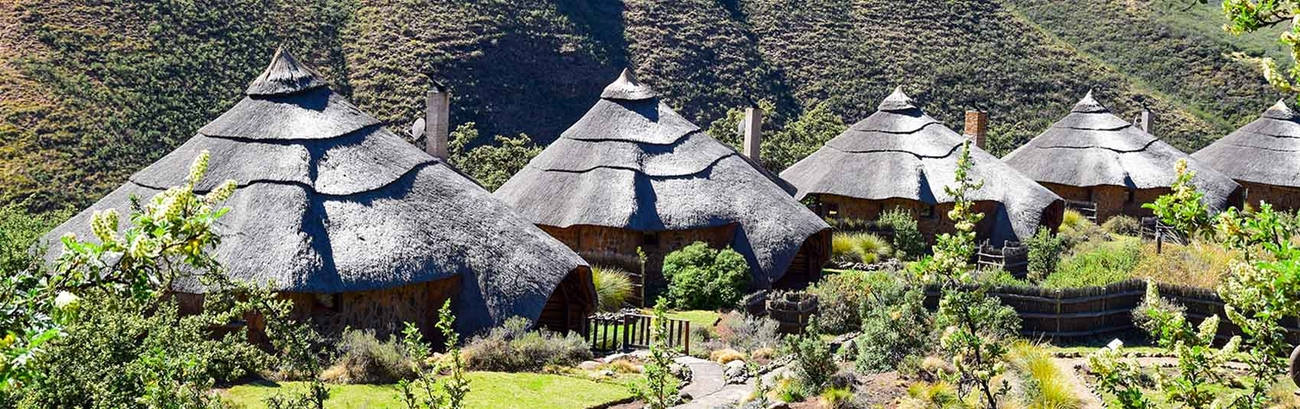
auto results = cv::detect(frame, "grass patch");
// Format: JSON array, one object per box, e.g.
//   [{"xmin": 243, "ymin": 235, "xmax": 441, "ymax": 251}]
[
  {"xmin": 1042, "ymin": 237, "xmax": 1142, "ymax": 288},
  {"xmin": 1009, "ymin": 342, "xmax": 1082, "ymax": 409},
  {"xmin": 222, "ymin": 372, "xmax": 636, "ymax": 409}
]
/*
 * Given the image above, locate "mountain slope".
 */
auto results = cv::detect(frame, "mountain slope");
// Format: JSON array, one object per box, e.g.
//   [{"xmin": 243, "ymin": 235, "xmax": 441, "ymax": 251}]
[{"xmin": 0, "ymin": 0, "xmax": 1279, "ymax": 215}]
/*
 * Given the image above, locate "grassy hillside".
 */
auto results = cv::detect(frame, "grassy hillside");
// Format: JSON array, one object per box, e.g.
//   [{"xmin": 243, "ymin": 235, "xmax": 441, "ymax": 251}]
[{"xmin": 0, "ymin": 0, "xmax": 1280, "ymax": 216}]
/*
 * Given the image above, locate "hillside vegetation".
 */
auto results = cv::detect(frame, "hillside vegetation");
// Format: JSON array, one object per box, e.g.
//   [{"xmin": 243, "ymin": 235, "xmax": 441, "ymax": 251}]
[{"xmin": 0, "ymin": 0, "xmax": 1279, "ymax": 215}]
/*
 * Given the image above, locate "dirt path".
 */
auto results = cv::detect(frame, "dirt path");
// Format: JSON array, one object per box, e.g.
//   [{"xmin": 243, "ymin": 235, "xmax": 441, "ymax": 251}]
[{"xmin": 1055, "ymin": 358, "xmax": 1105, "ymax": 409}]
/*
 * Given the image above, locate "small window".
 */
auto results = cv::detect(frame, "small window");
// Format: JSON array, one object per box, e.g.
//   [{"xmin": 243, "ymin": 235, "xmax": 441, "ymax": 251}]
[
  {"xmin": 920, "ymin": 205, "xmax": 936, "ymax": 219},
  {"xmin": 642, "ymin": 232, "xmax": 659, "ymax": 247},
  {"xmin": 825, "ymin": 203, "xmax": 839, "ymax": 218}
]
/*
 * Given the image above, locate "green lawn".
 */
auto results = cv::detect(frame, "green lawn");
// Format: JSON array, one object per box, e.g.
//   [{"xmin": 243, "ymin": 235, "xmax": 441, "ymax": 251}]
[{"xmin": 222, "ymin": 372, "xmax": 636, "ymax": 409}]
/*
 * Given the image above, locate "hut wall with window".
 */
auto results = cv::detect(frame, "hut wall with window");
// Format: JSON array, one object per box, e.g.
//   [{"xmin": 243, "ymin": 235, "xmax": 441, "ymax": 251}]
[{"xmin": 496, "ymin": 69, "xmax": 832, "ymax": 298}]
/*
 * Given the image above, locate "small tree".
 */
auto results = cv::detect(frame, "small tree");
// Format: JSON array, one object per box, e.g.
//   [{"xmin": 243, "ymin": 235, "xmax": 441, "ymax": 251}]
[
  {"xmin": 398, "ymin": 300, "xmax": 469, "ymax": 409},
  {"xmin": 1143, "ymin": 159, "xmax": 1212, "ymax": 238},
  {"xmin": 924, "ymin": 141, "xmax": 1020, "ymax": 409},
  {"xmin": 1221, "ymin": 1, "xmax": 1300, "ymax": 101},
  {"xmin": 784, "ymin": 316, "xmax": 835, "ymax": 396},
  {"xmin": 662, "ymin": 242, "xmax": 750, "ymax": 309},
  {"xmin": 630, "ymin": 298, "xmax": 681, "ymax": 409},
  {"xmin": 1025, "ymin": 227, "xmax": 1064, "ymax": 281},
  {"xmin": 447, "ymin": 122, "xmax": 542, "ymax": 191}
]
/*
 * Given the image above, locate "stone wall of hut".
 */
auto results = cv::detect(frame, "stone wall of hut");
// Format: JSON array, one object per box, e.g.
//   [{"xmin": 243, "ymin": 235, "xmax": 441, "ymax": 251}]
[
  {"xmin": 1042, "ymin": 183, "xmax": 1167, "ymax": 223},
  {"xmin": 541, "ymin": 224, "xmax": 737, "ymax": 300},
  {"xmin": 283, "ymin": 277, "xmax": 462, "ymax": 340},
  {"xmin": 817, "ymin": 194, "xmax": 1002, "ymax": 243},
  {"xmin": 1240, "ymin": 181, "xmax": 1300, "ymax": 212}
]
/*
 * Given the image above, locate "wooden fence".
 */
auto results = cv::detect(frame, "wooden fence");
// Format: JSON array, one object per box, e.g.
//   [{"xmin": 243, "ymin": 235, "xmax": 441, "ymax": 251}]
[
  {"xmin": 1064, "ymin": 200, "xmax": 1098, "ymax": 223},
  {"xmin": 975, "ymin": 241, "xmax": 1028, "ymax": 277},
  {"xmin": 923, "ymin": 279, "xmax": 1300, "ymax": 343},
  {"xmin": 582, "ymin": 313, "xmax": 690, "ymax": 354}
]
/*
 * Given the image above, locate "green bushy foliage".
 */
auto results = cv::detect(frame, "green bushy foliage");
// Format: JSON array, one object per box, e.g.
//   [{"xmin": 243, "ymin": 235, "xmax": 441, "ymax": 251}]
[
  {"xmin": 1045, "ymin": 238, "xmax": 1142, "ymax": 288},
  {"xmin": 783, "ymin": 317, "xmax": 836, "ymax": 397},
  {"xmin": 1059, "ymin": 210, "xmax": 1108, "ymax": 247},
  {"xmin": 878, "ymin": 208, "xmax": 926, "ymax": 261},
  {"xmin": 397, "ymin": 301, "xmax": 469, "ymax": 409},
  {"xmin": 592, "ymin": 266, "xmax": 634, "ymax": 313},
  {"xmin": 662, "ymin": 242, "xmax": 750, "ymax": 310},
  {"xmin": 856, "ymin": 285, "xmax": 932, "ymax": 373},
  {"xmin": 323, "ymin": 329, "xmax": 415, "ymax": 384},
  {"xmin": 714, "ymin": 312, "xmax": 781, "ymax": 353},
  {"xmin": 631, "ymin": 299, "xmax": 681, "ymax": 409},
  {"xmin": 462, "ymin": 317, "xmax": 591, "ymax": 372},
  {"xmin": 1101, "ymin": 215, "xmax": 1141, "ymax": 236},
  {"xmin": 807, "ymin": 270, "xmax": 895, "ymax": 334},
  {"xmin": 829, "ymin": 232, "xmax": 893, "ymax": 266},
  {"xmin": 1026, "ymin": 227, "xmax": 1065, "ymax": 281},
  {"xmin": 447, "ymin": 122, "xmax": 542, "ymax": 191}
]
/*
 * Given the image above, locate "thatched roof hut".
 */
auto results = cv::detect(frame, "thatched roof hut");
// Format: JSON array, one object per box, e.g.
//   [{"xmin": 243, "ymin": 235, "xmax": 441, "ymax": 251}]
[
  {"xmin": 780, "ymin": 87, "xmax": 1064, "ymax": 246},
  {"xmin": 495, "ymin": 69, "xmax": 831, "ymax": 292},
  {"xmin": 43, "ymin": 48, "xmax": 594, "ymax": 337},
  {"xmin": 1005, "ymin": 92, "xmax": 1241, "ymax": 222},
  {"xmin": 1193, "ymin": 100, "xmax": 1300, "ymax": 211}
]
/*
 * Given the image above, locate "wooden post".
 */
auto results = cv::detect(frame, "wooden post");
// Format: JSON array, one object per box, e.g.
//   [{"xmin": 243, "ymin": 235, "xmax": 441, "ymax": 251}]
[{"xmin": 622, "ymin": 315, "xmax": 631, "ymax": 352}]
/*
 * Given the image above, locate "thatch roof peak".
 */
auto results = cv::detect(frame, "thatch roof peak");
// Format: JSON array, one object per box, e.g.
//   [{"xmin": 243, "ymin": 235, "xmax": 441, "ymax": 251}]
[
  {"xmin": 600, "ymin": 67, "xmax": 657, "ymax": 101},
  {"xmin": 878, "ymin": 86, "xmax": 917, "ymax": 112},
  {"xmin": 1071, "ymin": 90, "xmax": 1108, "ymax": 113},
  {"xmin": 1263, "ymin": 99, "xmax": 1296, "ymax": 120},
  {"xmin": 246, "ymin": 47, "xmax": 328, "ymax": 96}
]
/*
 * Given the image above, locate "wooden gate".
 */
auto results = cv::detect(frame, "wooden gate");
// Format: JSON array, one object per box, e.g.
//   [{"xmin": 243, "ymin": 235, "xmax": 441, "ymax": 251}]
[{"xmin": 582, "ymin": 313, "xmax": 690, "ymax": 354}]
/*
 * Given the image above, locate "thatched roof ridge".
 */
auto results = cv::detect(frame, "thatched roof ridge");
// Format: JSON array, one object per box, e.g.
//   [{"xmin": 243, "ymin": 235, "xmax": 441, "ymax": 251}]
[
  {"xmin": 44, "ymin": 49, "xmax": 589, "ymax": 333},
  {"xmin": 495, "ymin": 68, "xmax": 829, "ymax": 288},
  {"xmin": 1193, "ymin": 99, "xmax": 1300, "ymax": 188},
  {"xmin": 780, "ymin": 88, "xmax": 1063, "ymax": 244},
  {"xmin": 246, "ymin": 46, "xmax": 329, "ymax": 96},
  {"xmin": 1004, "ymin": 92, "xmax": 1240, "ymax": 211}
]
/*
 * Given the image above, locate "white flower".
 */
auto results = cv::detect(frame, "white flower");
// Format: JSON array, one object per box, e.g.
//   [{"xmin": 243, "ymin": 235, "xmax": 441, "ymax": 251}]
[{"xmin": 54, "ymin": 291, "xmax": 80, "ymax": 310}]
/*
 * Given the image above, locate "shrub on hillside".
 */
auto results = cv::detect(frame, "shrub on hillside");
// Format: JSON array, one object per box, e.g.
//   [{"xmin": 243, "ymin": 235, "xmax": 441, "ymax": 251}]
[
  {"xmin": 1101, "ymin": 215, "xmax": 1141, "ymax": 236},
  {"xmin": 878, "ymin": 208, "xmax": 926, "ymax": 260},
  {"xmin": 1132, "ymin": 241, "xmax": 1235, "ymax": 288},
  {"xmin": 462, "ymin": 317, "xmax": 591, "ymax": 372},
  {"xmin": 1059, "ymin": 210, "xmax": 1108, "ymax": 247},
  {"xmin": 662, "ymin": 242, "xmax": 750, "ymax": 310},
  {"xmin": 714, "ymin": 312, "xmax": 781, "ymax": 353},
  {"xmin": 807, "ymin": 270, "xmax": 897, "ymax": 334},
  {"xmin": 592, "ymin": 266, "xmax": 634, "ymax": 312},
  {"xmin": 322, "ymin": 329, "xmax": 415, "ymax": 384},
  {"xmin": 856, "ymin": 286, "xmax": 932, "ymax": 373},
  {"xmin": 783, "ymin": 318, "xmax": 835, "ymax": 397},
  {"xmin": 1026, "ymin": 227, "xmax": 1065, "ymax": 281}
]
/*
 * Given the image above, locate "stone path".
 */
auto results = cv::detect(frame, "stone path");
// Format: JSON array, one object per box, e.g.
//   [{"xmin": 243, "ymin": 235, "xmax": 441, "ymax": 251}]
[{"xmin": 671, "ymin": 356, "xmax": 754, "ymax": 409}]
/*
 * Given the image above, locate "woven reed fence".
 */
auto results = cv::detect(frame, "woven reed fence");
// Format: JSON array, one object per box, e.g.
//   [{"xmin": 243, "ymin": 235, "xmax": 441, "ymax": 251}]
[{"xmin": 923, "ymin": 279, "xmax": 1300, "ymax": 343}]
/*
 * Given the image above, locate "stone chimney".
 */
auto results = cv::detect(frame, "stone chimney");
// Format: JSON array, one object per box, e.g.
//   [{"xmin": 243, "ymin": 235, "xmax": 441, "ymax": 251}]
[
  {"xmin": 424, "ymin": 87, "xmax": 451, "ymax": 160},
  {"xmin": 742, "ymin": 106, "xmax": 763, "ymax": 161},
  {"xmin": 1135, "ymin": 108, "xmax": 1154, "ymax": 134},
  {"xmin": 963, "ymin": 110, "xmax": 988, "ymax": 150}
]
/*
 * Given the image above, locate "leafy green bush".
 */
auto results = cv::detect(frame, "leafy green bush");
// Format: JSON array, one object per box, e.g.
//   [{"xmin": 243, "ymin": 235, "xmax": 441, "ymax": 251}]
[
  {"xmin": 714, "ymin": 312, "xmax": 781, "ymax": 353},
  {"xmin": 592, "ymin": 266, "xmax": 634, "ymax": 313},
  {"xmin": 447, "ymin": 122, "xmax": 542, "ymax": 191},
  {"xmin": 462, "ymin": 317, "xmax": 591, "ymax": 372},
  {"xmin": 322, "ymin": 329, "xmax": 415, "ymax": 384},
  {"xmin": 662, "ymin": 242, "xmax": 750, "ymax": 310},
  {"xmin": 1101, "ymin": 215, "xmax": 1141, "ymax": 237},
  {"xmin": 1026, "ymin": 227, "xmax": 1065, "ymax": 281},
  {"xmin": 856, "ymin": 285, "xmax": 932, "ymax": 373},
  {"xmin": 808, "ymin": 270, "xmax": 898, "ymax": 334},
  {"xmin": 1044, "ymin": 238, "xmax": 1142, "ymax": 288},
  {"xmin": 879, "ymin": 208, "xmax": 926, "ymax": 261},
  {"xmin": 783, "ymin": 318, "xmax": 835, "ymax": 397},
  {"xmin": 1059, "ymin": 210, "xmax": 1108, "ymax": 247}
]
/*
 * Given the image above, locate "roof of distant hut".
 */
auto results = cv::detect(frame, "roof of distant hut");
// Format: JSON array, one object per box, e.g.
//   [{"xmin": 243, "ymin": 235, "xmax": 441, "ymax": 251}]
[
  {"xmin": 780, "ymin": 87, "xmax": 1063, "ymax": 244},
  {"xmin": 1192, "ymin": 99, "xmax": 1300, "ymax": 189},
  {"xmin": 42, "ymin": 47, "xmax": 590, "ymax": 333},
  {"xmin": 494, "ymin": 68, "xmax": 830, "ymax": 287},
  {"xmin": 1004, "ymin": 91, "xmax": 1240, "ymax": 210}
]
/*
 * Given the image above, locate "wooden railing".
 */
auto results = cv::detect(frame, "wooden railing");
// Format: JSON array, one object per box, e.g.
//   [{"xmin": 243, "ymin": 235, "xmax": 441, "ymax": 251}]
[
  {"xmin": 582, "ymin": 313, "xmax": 690, "ymax": 354},
  {"xmin": 976, "ymin": 240, "xmax": 1029, "ymax": 277},
  {"xmin": 1064, "ymin": 200, "xmax": 1098, "ymax": 223}
]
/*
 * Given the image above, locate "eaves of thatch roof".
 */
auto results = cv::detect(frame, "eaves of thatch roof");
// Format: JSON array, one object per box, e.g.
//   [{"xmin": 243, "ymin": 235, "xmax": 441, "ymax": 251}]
[
  {"xmin": 780, "ymin": 87, "xmax": 1063, "ymax": 244},
  {"xmin": 1193, "ymin": 100, "xmax": 1300, "ymax": 189},
  {"xmin": 43, "ymin": 48, "xmax": 589, "ymax": 333},
  {"xmin": 494, "ymin": 68, "xmax": 829, "ymax": 288},
  {"xmin": 1004, "ymin": 92, "xmax": 1240, "ymax": 211}
]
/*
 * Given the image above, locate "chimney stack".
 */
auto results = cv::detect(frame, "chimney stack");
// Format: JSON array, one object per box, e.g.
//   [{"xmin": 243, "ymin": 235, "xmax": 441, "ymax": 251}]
[
  {"xmin": 1136, "ymin": 108, "xmax": 1154, "ymax": 134},
  {"xmin": 742, "ymin": 106, "xmax": 763, "ymax": 162},
  {"xmin": 963, "ymin": 110, "xmax": 988, "ymax": 150},
  {"xmin": 425, "ymin": 87, "xmax": 451, "ymax": 160}
]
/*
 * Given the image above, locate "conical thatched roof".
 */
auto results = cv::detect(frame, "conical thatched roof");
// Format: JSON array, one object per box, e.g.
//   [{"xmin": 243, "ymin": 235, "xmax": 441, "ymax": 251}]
[
  {"xmin": 780, "ymin": 87, "xmax": 1062, "ymax": 244},
  {"xmin": 43, "ymin": 48, "xmax": 589, "ymax": 333},
  {"xmin": 494, "ymin": 68, "xmax": 829, "ymax": 287},
  {"xmin": 1004, "ymin": 92, "xmax": 1240, "ymax": 210},
  {"xmin": 1192, "ymin": 100, "xmax": 1300, "ymax": 188}
]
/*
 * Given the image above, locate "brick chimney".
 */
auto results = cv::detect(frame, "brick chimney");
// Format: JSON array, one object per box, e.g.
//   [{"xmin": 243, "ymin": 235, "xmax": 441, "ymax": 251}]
[
  {"xmin": 963, "ymin": 110, "xmax": 988, "ymax": 150},
  {"xmin": 742, "ymin": 106, "xmax": 763, "ymax": 161},
  {"xmin": 425, "ymin": 87, "xmax": 451, "ymax": 160}
]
